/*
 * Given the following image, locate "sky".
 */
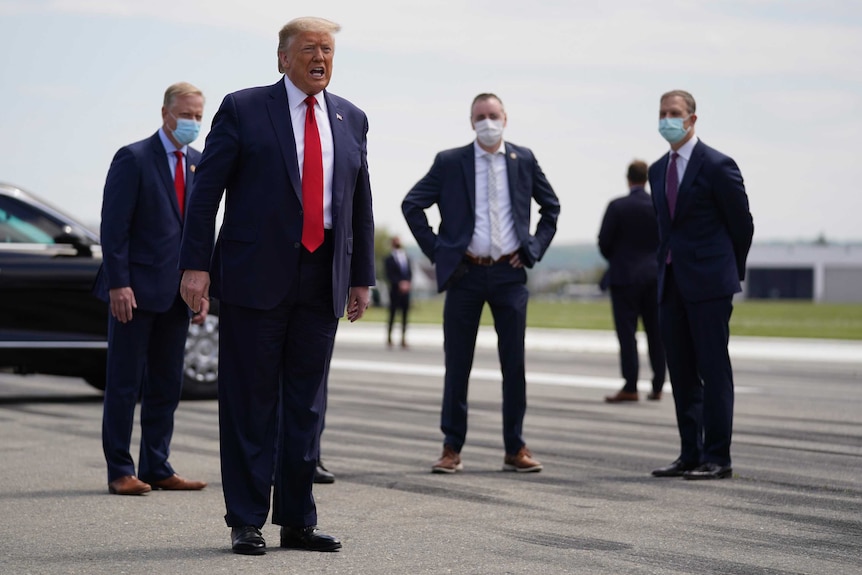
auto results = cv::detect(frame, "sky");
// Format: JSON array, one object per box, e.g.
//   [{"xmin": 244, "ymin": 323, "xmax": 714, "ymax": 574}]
[{"xmin": 1, "ymin": 0, "xmax": 861, "ymax": 245}]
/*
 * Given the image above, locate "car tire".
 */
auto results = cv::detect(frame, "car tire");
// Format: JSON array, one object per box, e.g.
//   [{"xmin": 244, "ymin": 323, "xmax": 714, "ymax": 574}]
[{"xmin": 182, "ymin": 304, "xmax": 220, "ymax": 400}]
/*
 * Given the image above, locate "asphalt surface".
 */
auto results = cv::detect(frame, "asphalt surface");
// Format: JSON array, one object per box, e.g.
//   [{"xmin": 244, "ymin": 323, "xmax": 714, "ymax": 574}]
[{"xmin": 1, "ymin": 323, "xmax": 860, "ymax": 575}]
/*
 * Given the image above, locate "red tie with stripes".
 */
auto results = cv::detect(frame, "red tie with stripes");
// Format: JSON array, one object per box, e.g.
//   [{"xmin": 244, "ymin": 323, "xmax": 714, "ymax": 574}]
[
  {"xmin": 173, "ymin": 150, "xmax": 185, "ymax": 218},
  {"xmin": 302, "ymin": 96, "xmax": 324, "ymax": 252}
]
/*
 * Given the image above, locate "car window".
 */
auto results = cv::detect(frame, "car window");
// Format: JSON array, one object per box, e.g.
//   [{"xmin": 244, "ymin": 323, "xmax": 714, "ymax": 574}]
[{"xmin": 0, "ymin": 196, "xmax": 65, "ymax": 244}]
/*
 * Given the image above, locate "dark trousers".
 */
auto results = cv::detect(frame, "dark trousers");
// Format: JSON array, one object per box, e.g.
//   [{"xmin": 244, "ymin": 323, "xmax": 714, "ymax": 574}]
[
  {"xmin": 102, "ymin": 294, "xmax": 189, "ymax": 483},
  {"xmin": 218, "ymin": 238, "xmax": 337, "ymax": 529},
  {"xmin": 609, "ymin": 282, "xmax": 666, "ymax": 393},
  {"xmin": 387, "ymin": 287, "xmax": 410, "ymax": 344},
  {"xmin": 441, "ymin": 261, "xmax": 529, "ymax": 455},
  {"xmin": 660, "ymin": 267, "xmax": 735, "ymax": 466}
]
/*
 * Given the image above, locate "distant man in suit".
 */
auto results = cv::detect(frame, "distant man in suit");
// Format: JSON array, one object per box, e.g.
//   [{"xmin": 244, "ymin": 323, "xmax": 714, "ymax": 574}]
[
  {"xmin": 384, "ymin": 235, "xmax": 412, "ymax": 348},
  {"xmin": 402, "ymin": 93, "xmax": 560, "ymax": 475},
  {"xmin": 598, "ymin": 160, "xmax": 666, "ymax": 403},
  {"xmin": 648, "ymin": 90, "xmax": 754, "ymax": 480},
  {"xmin": 178, "ymin": 17, "xmax": 374, "ymax": 555},
  {"xmin": 95, "ymin": 82, "xmax": 208, "ymax": 496}
]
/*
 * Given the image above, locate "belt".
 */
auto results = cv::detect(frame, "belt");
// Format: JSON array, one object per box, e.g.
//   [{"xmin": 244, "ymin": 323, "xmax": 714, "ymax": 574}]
[{"xmin": 463, "ymin": 253, "xmax": 513, "ymax": 266}]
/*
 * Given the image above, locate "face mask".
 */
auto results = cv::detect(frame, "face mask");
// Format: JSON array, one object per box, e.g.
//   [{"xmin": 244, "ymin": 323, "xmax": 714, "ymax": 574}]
[
  {"xmin": 658, "ymin": 117, "xmax": 690, "ymax": 144},
  {"xmin": 171, "ymin": 114, "xmax": 202, "ymax": 146},
  {"xmin": 474, "ymin": 119, "xmax": 504, "ymax": 147}
]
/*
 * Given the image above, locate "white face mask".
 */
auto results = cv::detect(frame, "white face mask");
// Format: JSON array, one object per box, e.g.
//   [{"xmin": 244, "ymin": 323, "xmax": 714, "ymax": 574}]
[{"xmin": 474, "ymin": 118, "xmax": 504, "ymax": 147}]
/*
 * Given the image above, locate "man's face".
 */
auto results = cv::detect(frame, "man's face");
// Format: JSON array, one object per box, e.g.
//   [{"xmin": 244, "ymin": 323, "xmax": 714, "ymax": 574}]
[
  {"xmin": 659, "ymin": 95, "xmax": 695, "ymax": 129},
  {"xmin": 161, "ymin": 93, "xmax": 204, "ymax": 142},
  {"xmin": 470, "ymin": 97, "xmax": 507, "ymax": 129},
  {"xmin": 279, "ymin": 31, "xmax": 334, "ymax": 95}
]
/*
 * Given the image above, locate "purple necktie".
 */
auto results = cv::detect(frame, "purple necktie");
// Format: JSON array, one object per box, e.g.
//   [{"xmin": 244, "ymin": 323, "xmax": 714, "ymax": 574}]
[
  {"xmin": 665, "ymin": 152, "xmax": 679, "ymax": 264},
  {"xmin": 666, "ymin": 152, "xmax": 679, "ymax": 219}
]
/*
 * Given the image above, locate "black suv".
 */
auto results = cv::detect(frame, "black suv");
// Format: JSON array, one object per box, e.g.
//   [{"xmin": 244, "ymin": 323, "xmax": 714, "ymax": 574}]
[{"xmin": 0, "ymin": 182, "xmax": 218, "ymax": 399}]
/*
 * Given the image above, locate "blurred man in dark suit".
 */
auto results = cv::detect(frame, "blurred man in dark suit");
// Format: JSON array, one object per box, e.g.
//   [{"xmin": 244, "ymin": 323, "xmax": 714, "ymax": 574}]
[
  {"xmin": 598, "ymin": 160, "xmax": 666, "ymax": 403},
  {"xmin": 384, "ymin": 235, "xmax": 412, "ymax": 348}
]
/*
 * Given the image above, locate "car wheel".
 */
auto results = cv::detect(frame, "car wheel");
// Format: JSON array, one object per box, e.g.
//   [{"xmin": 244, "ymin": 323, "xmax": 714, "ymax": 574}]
[{"xmin": 182, "ymin": 311, "xmax": 219, "ymax": 399}]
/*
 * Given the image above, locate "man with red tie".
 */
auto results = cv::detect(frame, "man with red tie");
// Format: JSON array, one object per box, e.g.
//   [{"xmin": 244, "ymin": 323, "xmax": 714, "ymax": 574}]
[
  {"xmin": 648, "ymin": 90, "xmax": 754, "ymax": 481},
  {"xmin": 94, "ymin": 82, "xmax": 208, "ymax": 496},
  {"xmin": 179, "ymin": 17, "xmax": 374, "ymax": 555}
]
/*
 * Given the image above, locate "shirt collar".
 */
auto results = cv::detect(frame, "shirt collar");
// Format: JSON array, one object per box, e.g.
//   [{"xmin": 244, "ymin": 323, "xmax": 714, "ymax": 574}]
[
  {"xmin": 283, "ymin": 75, "xmax": 328, "ymax": 115},
  {"xmin": 671, "ymin": 134, "xmax": 698, "ymax": 162},
  {"xmin": 158, "ymin": 127, "xmax": 186, "ymax": 154},
  {"xmin": 473, "ymin": 140, "xmax": 506, "ymax": 159}
]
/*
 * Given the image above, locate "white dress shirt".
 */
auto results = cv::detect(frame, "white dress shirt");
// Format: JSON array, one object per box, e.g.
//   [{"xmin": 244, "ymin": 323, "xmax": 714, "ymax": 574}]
[
  {"xmin": 283, "ymin": 76, "xmax": 335, "ymax": 229},
  {"xmin": 467, "ymin": 141, "xmax": 519, "ymax": 258}
]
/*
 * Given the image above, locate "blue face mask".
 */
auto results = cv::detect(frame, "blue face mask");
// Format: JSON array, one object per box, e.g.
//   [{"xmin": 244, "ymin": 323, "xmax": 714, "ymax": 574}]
[
  {"xmin": 171, "ymin": 115, "xmax": 201, "ymax": 146},
  {"xmin": 658, "ymin": 117, "xmax": 689, "ymax": 144}
]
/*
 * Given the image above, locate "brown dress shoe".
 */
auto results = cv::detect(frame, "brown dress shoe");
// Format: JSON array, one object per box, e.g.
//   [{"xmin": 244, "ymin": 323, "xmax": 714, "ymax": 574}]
[
  {"xmin": 605, "ymin": 390, "xmax": 639, "ymax": 403},
  {"xmin": 150, "ymin": 473, "xmax": 207, "ymax": 491},
  {"xmin": 108, "ymin": 475, "xmax": 151, "ymax": 495},
  {"xmin": 431, "ymin": 445, "xmax": 463, "ymax": 473},
  {"xmin": 503, "ymin": 446, "xmax": 543, "ymax": 472},
  {"xmin": 646, "ymin": 391, "xmax": 662, "ymax": 401}
]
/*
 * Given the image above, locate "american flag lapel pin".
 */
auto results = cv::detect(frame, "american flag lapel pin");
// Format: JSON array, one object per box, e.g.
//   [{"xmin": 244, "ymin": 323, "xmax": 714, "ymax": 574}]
[{"xmin": 336, "ymin": 113, "xmax": 343, "ymax": 121}]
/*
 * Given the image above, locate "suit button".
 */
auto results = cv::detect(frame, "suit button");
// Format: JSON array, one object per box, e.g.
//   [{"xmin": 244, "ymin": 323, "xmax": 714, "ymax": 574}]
[{"xmin": 294, "ymin": 242, "xmax": 300, "ymax": 249}]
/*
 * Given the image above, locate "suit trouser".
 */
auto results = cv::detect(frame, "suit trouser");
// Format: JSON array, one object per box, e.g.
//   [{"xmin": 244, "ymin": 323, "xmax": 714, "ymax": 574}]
[
  {"xmin": 610, "ymin": 282, "xmax": 666, "ymax": 393},
  {"xmin": 659, "ymin": 267, "xmax": 735, "ymax": 466},
  {"xmin": 387, "ymin": 288, "xmax": 410, "ymax": 343},
  {"xmin": 218, "ymin": 239, "xmax": 336, "ymax": 529},
  {"xmin": 102, "ymin": 295, "xmax": 189, "ymax": 483},
  {"xmin": 441, "ymin": 261, "xmax": 529, "ymax": 455}
]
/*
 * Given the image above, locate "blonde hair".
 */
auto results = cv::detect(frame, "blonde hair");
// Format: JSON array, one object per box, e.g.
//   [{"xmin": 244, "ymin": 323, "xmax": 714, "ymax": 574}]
[
  {"xmin": 163, "ymin": 82, "xmax": 204, "ymax": 108},
  {"xmin": 277, "ymin": 17, "xmax": 341, "ymax": 73}
]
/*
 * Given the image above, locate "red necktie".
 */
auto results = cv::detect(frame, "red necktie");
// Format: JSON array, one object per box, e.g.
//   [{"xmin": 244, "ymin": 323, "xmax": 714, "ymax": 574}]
[
  {"xmin": 173, "ymin": 150, "xmax": 185, "ymax": 218},
  {"xmin": 302, "ymin": 96, "xmax": 324, "ymax": 252}
]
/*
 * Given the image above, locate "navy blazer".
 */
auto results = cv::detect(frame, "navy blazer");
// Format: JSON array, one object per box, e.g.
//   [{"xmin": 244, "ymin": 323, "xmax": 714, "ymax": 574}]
[
  {"xmin": 598, "ymin": 186, "xmax": 659, "ymax": 286},
  {"xmin": 402, "ymin": 142, "xmax": 560, "ymax": 292},
  {"xmin": 649, "ymin": 140, "xmax": 754, "ymax": 302},
  {"xmin": 94, "ymin": 132, "xmax": 201, "ymax": 312},
  {"xmin": 384, "ymin": 252, "xmax": 412, "ymax": 286},
  {"xmin": 178, "ymin": 80, "xmax": 375, "ymax": 317}
]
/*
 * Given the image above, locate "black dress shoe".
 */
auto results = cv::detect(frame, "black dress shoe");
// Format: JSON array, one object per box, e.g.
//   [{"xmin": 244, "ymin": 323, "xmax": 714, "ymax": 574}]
[
  {"xmin": 651, "ymin": 458, "xmax": 699, "ymax": 477},
  {"xmin": 683, "ymin": 462, "xmax": 732, "ymax": 480},
  {"xmin": 280, "ymin": 526, "xmax": 342, "ymax": 551},
  {"xmin": 314, "ymin": 460, "xmax": 335, "ymax": 484},
  {"xmin": 231, "ymin": 526, "xmax": 266, "ymax": 555}
]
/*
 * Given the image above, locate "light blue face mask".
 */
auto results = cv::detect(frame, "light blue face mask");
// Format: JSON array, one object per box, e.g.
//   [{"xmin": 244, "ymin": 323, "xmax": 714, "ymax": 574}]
[
  {"xmin": 171, "ymin": 114, "xmax": 201, "ymax": 146},
  {"xmin": 658, "ymin": 117, "xmax": 689, "ymax": 144}
]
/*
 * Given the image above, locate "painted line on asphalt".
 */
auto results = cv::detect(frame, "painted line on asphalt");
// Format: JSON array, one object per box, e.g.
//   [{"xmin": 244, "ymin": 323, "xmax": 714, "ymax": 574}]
[{"xmin": 329, "ymin": 358, "xmax": 758, "ymax": 394}]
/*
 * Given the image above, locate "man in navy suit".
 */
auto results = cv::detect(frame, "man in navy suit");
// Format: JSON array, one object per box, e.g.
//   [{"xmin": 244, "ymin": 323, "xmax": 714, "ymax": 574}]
[
  {"xmin": 178, "ymin": 17, "xmax": 374, "ymax": 555},
  {"xmin": 95, "ymin": 82, "xmax": 208, "ymax": 496},
  {"xmin": 648, "ymin": 90, "xmax": 754, "ymax": 480},
  {"xmin": 402, "ymin": 93, "xmax": 560, "ymax": 475},
  {"xmin": 598, "ymin": 160, "xmax": 666, "ymax": 403},
  {"xmin": 384, "ymin": 235, "xmax": 412, "ymax": 348}
]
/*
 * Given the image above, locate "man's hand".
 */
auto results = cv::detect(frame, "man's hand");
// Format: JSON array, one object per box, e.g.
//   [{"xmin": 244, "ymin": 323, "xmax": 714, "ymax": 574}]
[
  {"xmin": 180, "ymin": 270, "xmax": 211, "ymax": 317},
  {"xmin": 346, "ymin": 286, "xmax": 370, "ymax": 322},
  {"xmin": 108, "ymin": 287, "xmax": 137, "ymax": 323},
  {"xmin": 508, "ymin": 252, "xmax": 525, "ymax": 269}
]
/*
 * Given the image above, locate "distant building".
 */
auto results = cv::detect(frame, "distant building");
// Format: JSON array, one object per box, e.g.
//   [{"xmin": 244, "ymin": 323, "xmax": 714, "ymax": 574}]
[{"xmin": 745, "ymin": 243, "xmax": 862, "ymax": 303}]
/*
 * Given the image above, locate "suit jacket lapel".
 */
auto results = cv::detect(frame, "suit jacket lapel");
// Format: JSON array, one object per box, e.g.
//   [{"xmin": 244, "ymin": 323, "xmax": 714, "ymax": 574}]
[
  {"xmin": 676, "ymin": 140, "xmax": 705, "ymax": 220},
  {"xmin": 460, "ymin": 144, "xmax": 476, "ymax": 212},
  {"xmin": 150, "ymin": 133, "xmax": 182, "ymax": 222},
  {"xmin": 325, "ymin": 91, "xmax": 344, "ymax": 228},
  {"xmin": 654, "ymin": 154, "xmax": 671, "ymax": 224},
  {"xmin": 266, "ymin": 81, "xmax": 302, "ymax": 201}
]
